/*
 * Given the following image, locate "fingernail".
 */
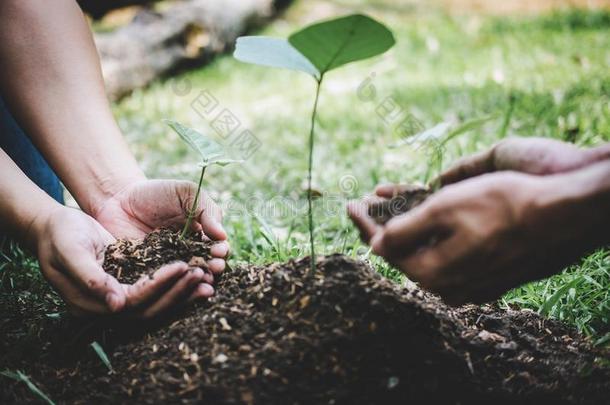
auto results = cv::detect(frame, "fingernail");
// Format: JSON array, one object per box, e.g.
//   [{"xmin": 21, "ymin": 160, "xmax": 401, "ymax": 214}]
[
  {"xmin": 201, "ymin": 284, "xmax": 214, "ymax": 296},
  {"xmin": 105, "ymin": 292, "xmax": 123, "ymax": 313}
]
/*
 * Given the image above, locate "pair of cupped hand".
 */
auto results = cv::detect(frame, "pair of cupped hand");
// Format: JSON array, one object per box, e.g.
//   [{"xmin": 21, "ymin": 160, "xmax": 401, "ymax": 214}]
[
  {"xmin": 349, "ymin": 137, "xmax": 610, "ymax": 305},
  {"xmin": 35, "ymin": 180, "xmax": 229, "ymax": 319}
]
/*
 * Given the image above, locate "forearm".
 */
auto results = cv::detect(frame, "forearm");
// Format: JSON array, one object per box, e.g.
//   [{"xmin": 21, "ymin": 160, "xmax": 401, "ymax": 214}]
[
  {"xmin": 0, "ymin": 150, "xmax": 61, "ymax": 250},
  {"xmin": 0, "ymin": 0, "xmax": 144, "ymax": 215}
]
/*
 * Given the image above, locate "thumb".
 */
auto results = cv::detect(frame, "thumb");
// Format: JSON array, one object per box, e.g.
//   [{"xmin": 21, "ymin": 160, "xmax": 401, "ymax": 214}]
[{"xmin": 176, "ymin": 181, "xmax": 226, "ymax": 240}]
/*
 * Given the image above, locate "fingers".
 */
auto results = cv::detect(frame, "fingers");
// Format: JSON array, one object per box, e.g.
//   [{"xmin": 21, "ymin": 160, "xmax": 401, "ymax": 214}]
[
  {"xmin": 210, "ymin": 241, "xmax": 229, "ymax": 258},
  {"xmin": 370, "ymin": 204, "xmax": 446, "ymax": 260},
  {"xmin": 123, "ymin": 261, "xmax": 189, "ymax": 308},
  {"xmin": 139, "ymin": 268, "xmax": 212, "ymax": 319},
  {"xmin": 188, "ymin": 282, "xmax": 216, "ymax": 302},
  {"xmin": 197, "ymin": 193, "xmax": 226, "ymax": 241},
  {"xmin": 375, "ymin": 183, "xmax": 419, "ymax": 199},
  {"xmin": 438, "ymin": 148, "xmax": 495, "ymax": 186},
  {"xmin": 347, "ymin": 201, "xmax": 380, "ymax": 243},
  {"xmin": 174, "ymin": 180, "xmax": 226, "ymax": 240}
]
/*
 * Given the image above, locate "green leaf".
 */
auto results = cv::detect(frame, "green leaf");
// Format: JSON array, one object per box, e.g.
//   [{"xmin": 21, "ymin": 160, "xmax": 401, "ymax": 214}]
[
  {"xmin": 234, "ymin": 37, "xmax": 320, "ymax": 78},
  {"xmin": 163, "ymin": 120, "xmax": 243, "ymax": 168},
  {"xmin": 1, "ymin": 370, "xmax": 55, "ymax": 405},
  {"xmin": 288, "ymin": 14, "xmax": 395, "ymax": 74},
  {"xmin": 90, "ymin": 341, "xmax": 113, "ymax": 373}
]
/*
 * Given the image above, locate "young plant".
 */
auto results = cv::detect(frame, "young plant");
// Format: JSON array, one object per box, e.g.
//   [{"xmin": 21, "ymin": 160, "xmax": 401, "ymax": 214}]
[
  {"xmin": 164, "ymin": 119, "xmax": 242, "ymax": 239},
  {"xmin": 233, "ymin": 14, "xmax": 395, "ymax": 270}
]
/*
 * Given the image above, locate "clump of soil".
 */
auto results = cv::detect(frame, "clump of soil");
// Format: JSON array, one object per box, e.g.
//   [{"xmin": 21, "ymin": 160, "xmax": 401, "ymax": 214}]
[
  {"xmin": 368, "ymin": 184, "xmax": 432, "ymax": 224},
  {"xmin": 103, "ymin": 228, "xmax": 214, "ymax": 284},
  {"xmin": 2, "ymin": 231, "xmax": 609, "ymax": 404}
]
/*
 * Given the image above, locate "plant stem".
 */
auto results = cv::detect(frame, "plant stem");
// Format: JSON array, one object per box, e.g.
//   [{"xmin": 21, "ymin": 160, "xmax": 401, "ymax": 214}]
[
  {"xmin": 306, "ymin": 77, "xmax": 323, "ymax": 273},
  {"xmin": 181, "ymin": 165, "xmax": 206, "ymax": 239}
]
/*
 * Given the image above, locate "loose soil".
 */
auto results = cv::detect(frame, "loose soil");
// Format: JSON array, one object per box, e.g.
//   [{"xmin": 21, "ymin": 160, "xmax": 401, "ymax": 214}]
[
  {"xmin": 2, "ymin": 230, "xmax": 609, "ymax": 404},
  {"xmin": 2, "ymin": 194, "xmax": 609, "ymax": 404}
]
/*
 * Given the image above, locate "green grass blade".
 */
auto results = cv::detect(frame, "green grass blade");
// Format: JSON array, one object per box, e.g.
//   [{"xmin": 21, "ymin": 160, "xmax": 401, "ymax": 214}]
[
  {"xmin": 90, "ymin": 341, "xmax": 114, "ymax": 373},
  {"xmin": 1, "ymin": 370, "xmax": 55, "ymax": 405},
  {"xmin": 539, "ymin": 277, "xmax": 582, "ymax": 316}
]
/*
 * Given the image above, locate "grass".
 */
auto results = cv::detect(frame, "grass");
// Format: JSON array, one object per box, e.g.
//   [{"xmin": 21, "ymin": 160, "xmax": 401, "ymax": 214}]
[{"xmin": 1, "ymin": 0, "xmax": 609, "ymax": 349}]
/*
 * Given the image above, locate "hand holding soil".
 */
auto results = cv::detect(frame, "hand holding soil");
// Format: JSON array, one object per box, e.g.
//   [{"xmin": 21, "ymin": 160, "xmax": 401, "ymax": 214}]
[
  {"xmin": 34, "ymin": 207, "xmax": 217, "ymax": 318},
  {"xmin": 349, "ymin": 137, "xmax": 610, "ymax": 306}
]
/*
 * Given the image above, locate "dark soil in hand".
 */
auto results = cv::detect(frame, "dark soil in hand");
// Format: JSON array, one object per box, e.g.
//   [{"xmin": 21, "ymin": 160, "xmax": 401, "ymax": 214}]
[
  {"xmin": 103, "ymin": 228, "xmax": 214, "ymax": 284},
  {"xmin": 1, "ymin": 229, "xmax": 608, "ymax": 404},
  {"xmin": 368, "ymin": 184, "xmax": 432, "ymax": 224}
]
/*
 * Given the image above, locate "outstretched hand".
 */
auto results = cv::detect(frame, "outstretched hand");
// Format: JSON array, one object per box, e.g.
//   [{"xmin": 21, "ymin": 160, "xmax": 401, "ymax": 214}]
[
  {"xmin": 34, "ymin": 207, "xmax": 215, "ymax": 318},
  {"xmin": 348, "ymin": 172, "xmax": 594, "ymax": 306},
  {"xmin": 92, "ymin": 179, "xmax": 229, "ymax": 274}
]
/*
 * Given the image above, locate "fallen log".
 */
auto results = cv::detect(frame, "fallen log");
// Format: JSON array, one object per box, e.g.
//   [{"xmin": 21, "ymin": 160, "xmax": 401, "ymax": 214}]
[{"xmin": 93, "ymin": 0, "xmax": 288, "ymax": 101}]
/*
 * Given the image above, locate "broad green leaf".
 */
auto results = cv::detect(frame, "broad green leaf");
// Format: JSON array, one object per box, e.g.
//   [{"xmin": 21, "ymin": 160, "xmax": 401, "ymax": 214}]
[
  {"xmin": 234, "ymin": 37, "xmax": 320, "ymax": 78},
  {"xmin": 163, "ymin": 119, "xmax": 242, "ymax": 167},
  {"xmin": 288, "ymin": 14, "xmax": 395, "ymax": 74}
]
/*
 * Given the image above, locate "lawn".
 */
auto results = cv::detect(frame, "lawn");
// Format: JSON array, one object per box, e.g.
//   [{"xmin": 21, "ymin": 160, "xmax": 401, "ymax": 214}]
[{"xmin": 2, "ymin": 0, "xmax": 609, "ymax": 346}]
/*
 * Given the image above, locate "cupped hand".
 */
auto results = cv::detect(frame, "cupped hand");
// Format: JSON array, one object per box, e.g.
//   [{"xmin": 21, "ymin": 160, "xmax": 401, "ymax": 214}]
[
  {"xmin": 34, "ymin": 206, "xmax": 215, "ymax": 318},
  {"xmin": 348, "ymin": 172, "xmax": 590, "ymax": 305},
  {"xmin": 439, "ymin": 137, "xmax": 610, "ymax": 186},
  {"xmin": 92, "ymin": 179, "xmax": 229, "ymax": 274}
]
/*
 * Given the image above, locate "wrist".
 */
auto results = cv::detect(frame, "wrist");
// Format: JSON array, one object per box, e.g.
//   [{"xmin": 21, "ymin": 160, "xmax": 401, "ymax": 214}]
[
  {"xmin": 7, "ymin": 193, "xmax": 64, "ymax": 253},
  {"xmin": 81, "ymin": 168, "xmax": 146, "ymax": 217}
]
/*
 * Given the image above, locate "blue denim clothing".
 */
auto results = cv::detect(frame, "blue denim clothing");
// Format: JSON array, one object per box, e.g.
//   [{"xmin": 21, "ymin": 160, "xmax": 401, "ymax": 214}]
[
  {"xmin": 0, "ymin": 94, "xmax": 64, "ymax": 245},
  {"xmin": 0, "ymin": 95, "xmax": 64, "ymax": 203}
]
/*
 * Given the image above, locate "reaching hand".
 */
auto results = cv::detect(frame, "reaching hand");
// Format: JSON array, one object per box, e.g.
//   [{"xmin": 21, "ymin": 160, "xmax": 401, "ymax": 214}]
[
  {"xmin": 34, "ymin": 207, "xmax": 215, "ymax": 318},
  {"xmin": 92, "ymin": 179, "xmax": 229, "ymax": 274},
  {"xmin": 349, "ymin": 172, "xmax": 597, "ymax": 305},
  {"xmin": 439, "ymin": 137, "xmax": 610, "ymax": 186}
]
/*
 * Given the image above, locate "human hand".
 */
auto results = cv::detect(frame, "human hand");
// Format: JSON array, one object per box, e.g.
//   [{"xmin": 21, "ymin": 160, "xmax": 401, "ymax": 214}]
[
  {"xmin": 349, "ymin": 172, "xmax": 594, "ymax": 305},
  {"xmin": 92, "ymin": 179, "xmax": 229, "ymax": 274},
  {"xmin": 439, "ymin": 137, "xmax": 610, "ymax": 186},
  {"xmin": 34, "ymin": 206, "xmax": 215, "ymax": 318}
]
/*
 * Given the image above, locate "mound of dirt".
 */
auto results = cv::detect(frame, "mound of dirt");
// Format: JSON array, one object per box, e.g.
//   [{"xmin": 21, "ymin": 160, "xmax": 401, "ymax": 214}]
[{"xmin": 1, "ymin": 228, "xmax": 608, "ymax": 404}]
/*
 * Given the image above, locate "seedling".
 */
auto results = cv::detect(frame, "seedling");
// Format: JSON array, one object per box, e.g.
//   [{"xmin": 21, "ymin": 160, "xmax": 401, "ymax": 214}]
[
  {"xmin": 234, "ymin": 14, "xmax": 395, "ymax": 271},
  {"xmin": 164, "ymin": 119, "xmax": 242, "ymax": 239}
]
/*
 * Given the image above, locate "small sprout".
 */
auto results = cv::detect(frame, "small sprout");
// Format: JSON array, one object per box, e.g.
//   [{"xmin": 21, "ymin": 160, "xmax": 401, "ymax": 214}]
[
  {"xmin": 234, "ymin": 14, "xmax": 395, "ymax": 271},
  {"xmin": 163, "ymin": 119, "xmax": 242, "ymax": 238},
  {"xmin": 90, "ymin": 341, "xmax": 114, "ymax": 373}
]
